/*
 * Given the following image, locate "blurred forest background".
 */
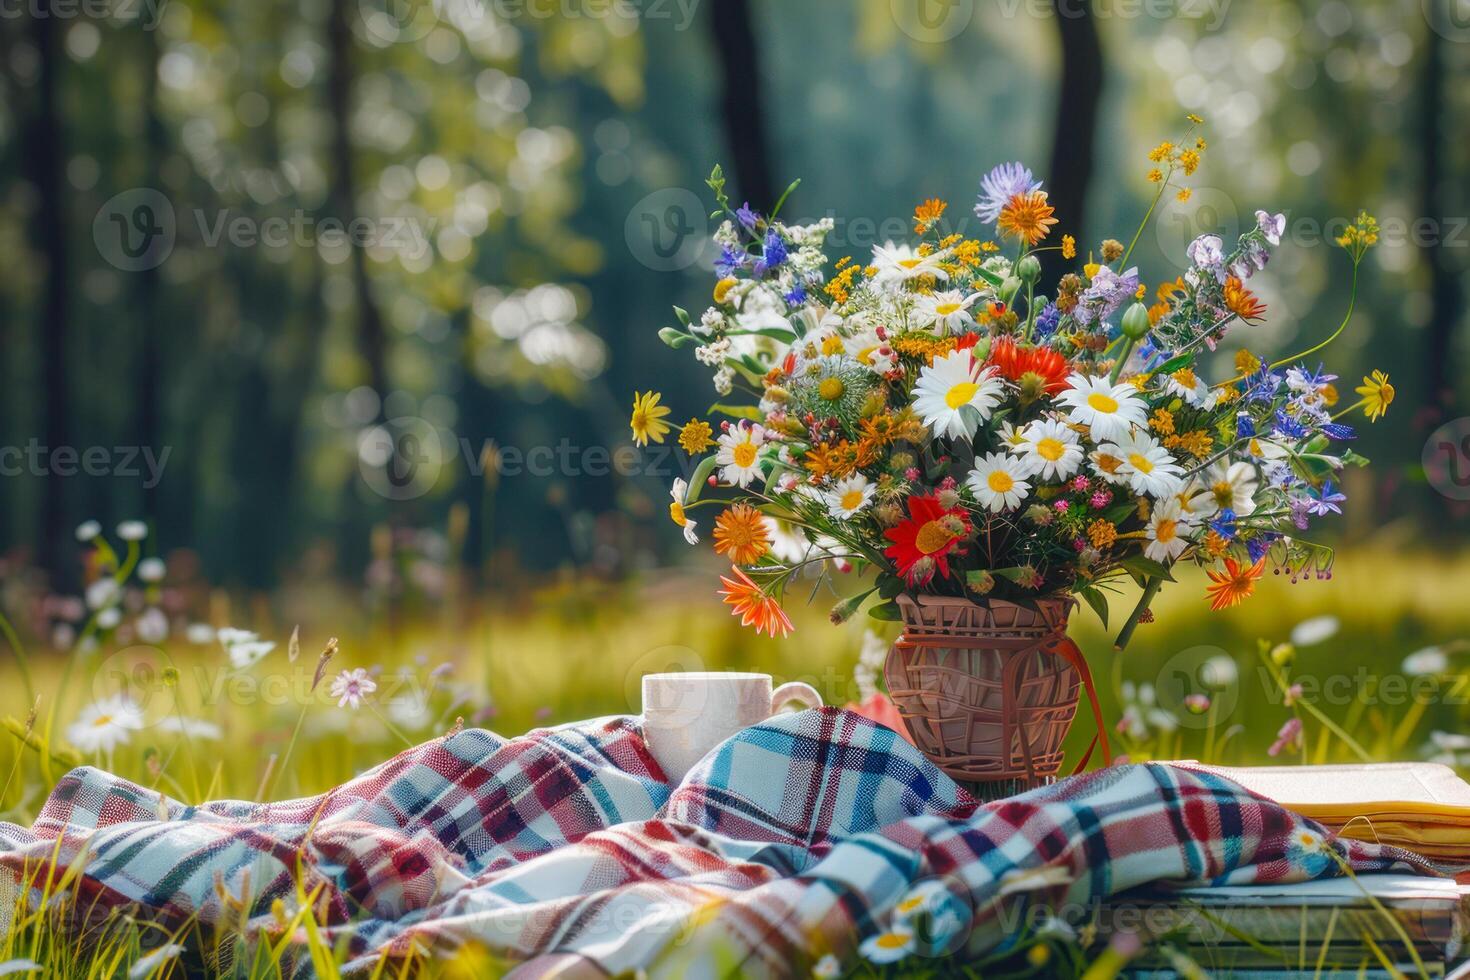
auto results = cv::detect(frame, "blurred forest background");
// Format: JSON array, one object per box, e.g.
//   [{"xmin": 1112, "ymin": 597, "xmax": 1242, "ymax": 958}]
[{"xmin": 0, "ymin": 0, "xmax": 1466, "ymax": 595}]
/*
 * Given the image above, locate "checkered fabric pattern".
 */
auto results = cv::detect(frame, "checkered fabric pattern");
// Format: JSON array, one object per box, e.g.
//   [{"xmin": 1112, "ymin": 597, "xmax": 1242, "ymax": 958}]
[{"xmin": 0, "ymin": 709, "xmax": 1438, "ymax": 976}]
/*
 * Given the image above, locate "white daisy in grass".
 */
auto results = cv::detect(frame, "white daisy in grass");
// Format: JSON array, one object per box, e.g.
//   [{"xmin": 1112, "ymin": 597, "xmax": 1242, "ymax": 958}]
[
  {"xmin": 859, "ymin": 926, "xmax": 915, "ymax": 965},
  {"xmin": 1144, "ymin": 500, "xmax": 1194, "ymax": 563},
  {"xmin": 1202, "ymin": 460, "xmax": 1260, "ymax": 516},
  {"xmin": 1102, "ymin": 432, "xmax": 1185, "ymax": 498},
  {"xmin": 914, "ymin": 289, "xmax": 979, "ymax": 333},
  {"xmin": 329, "ymin": 668, "xmax": 377, "ymax": 709},
  {"xmin": 668, "ymin": 478, "xmax": 698, "ymax": 545},
  {"xmin": 823, "ymin": 473, "xmax": 875, "ymax": 519},
  {"xmin": 1054, "ymin": 373, "xmax": 1149, "ymax": 443},
  {"xmin": 966, "ymin": 452, "xmax": 1032, "ymax": 512},
  {"xmin": 870, "ymin": 242, "xmax": 950, "ymax": 288},
  {"xmin": 1012, "ymin": 418, "xmax": 1083, "ymax": 482},
  {"xmin": 715, "ymin": 422, "xmax": 766, "ymax": 488},
  {"xmin": 811, "ymin": 954, "xmax": 841, "ymax": 979},
  {"xmin": 67, "ymin": 695, "xmax": 143, "ymax": 753},
  {"xmin": 911, "ymin": 351, "xmax": 1005, "ymax": 441}
]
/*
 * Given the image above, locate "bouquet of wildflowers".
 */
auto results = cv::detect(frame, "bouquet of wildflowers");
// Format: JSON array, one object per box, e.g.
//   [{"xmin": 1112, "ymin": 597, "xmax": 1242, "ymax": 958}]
[{"xmin": 631, "ymin": 121, "xmax": 1393, "ymax": 646}]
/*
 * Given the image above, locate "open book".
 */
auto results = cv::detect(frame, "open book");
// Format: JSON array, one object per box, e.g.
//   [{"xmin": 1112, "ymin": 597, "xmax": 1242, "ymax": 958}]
[{"xmin": 1170, "ymin": 761, "xmax": 1470, "ymax": 863}]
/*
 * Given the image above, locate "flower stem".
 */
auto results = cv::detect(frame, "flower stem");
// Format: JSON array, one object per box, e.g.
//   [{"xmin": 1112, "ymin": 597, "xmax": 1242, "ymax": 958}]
[
  {"xmin": 0, "ymin": 610, "xmax": 34, "ymax": 706},
  {"xmin": 1109, "ymin": 338, "xmax": 1137, "ymax": 385},
  {"xmin": 1113, "ymin": 576, "xmax": 1163, "ymax": 652}
]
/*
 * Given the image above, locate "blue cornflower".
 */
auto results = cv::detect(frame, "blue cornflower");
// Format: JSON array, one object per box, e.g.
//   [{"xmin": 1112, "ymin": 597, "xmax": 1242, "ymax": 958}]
[
  {"xmin": 1320, "ymin": 422, "xmax": 1355, "ymax": 441},
  {"xmin": 1034, "ymin": 301, "xmax": 1061, "ymax": 338},
  {"xmin": 1273, "ymin": 408, "xmax": 1308, "ymax": 440},
  {"xmin": 736, "ymin": 202, "xmax": 761, "ymax": 231},
  {"xmin": 1243, "ymin": 366, "xmax": 1284, "ymax": 404},
  {"xmin": 715, "ymin": 245, "xmax": 749, "ymax": 277},
  {"xmin": 784, "ymin": 286, "xmax": 807, "ymax": 306},
  {"xmin": 1306, "ymin": 481, "xmax": 1346, "ymax": 517},
  {"xmin": 1247, "ymin": 533, "xmax": 1279, "ymax": 564},
  {"xmin": 1236, "ymin": 411, "xmax": 1256, "ymax": 439},
  {"xmin": 1210, "ymin": 508, "xmax": 1238, "ymax": 542},
  {"xmin": 974, "ymin": 162, "xmax": 1042, "ymax": 223},
  {"xmin": 761, "ymin": 228, "xmax": 788, "ymax": 269}
]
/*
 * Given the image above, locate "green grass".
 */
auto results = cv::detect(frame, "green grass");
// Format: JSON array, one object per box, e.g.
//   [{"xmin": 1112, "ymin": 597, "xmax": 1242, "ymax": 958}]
[{"xmin": 2, "ymin": 545, "xmax": 1468, "ymax": 976}]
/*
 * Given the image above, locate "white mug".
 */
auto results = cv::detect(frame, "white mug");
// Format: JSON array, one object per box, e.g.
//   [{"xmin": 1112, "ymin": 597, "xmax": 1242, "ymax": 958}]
[{"xmin": 641, "ymin": 671, "xmax": 823, "ymax": 782}]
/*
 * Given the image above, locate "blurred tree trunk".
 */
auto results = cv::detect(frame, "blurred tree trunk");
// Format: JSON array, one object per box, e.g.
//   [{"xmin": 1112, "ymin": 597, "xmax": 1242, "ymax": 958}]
[
  {"xmin": 27, "ymin": 12, "xmax": 71, "ymax": 582},
  {"xmin": 135, "ymin": 26, "xmax": 166, "ymax": 527},
  {"xmin": 327, "ymin": 0, "xmax": 388, "ymax": 405},
  {"xmin": 1042, "ymin": 0, "xmax": 1103, "ymax": 294},
  {"xmin": 708, "ymin": 0, "xmax": 774, "ymax": 206},
  {"xmin": 1418, "ymin": 16, "xmax": 1459, "ymax": 422}
]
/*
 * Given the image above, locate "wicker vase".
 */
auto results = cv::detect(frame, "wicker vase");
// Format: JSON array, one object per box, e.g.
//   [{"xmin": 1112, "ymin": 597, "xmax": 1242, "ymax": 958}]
[{"xmin": 882, "ymin": 595, "xmax": 1083, "ymax": 799}]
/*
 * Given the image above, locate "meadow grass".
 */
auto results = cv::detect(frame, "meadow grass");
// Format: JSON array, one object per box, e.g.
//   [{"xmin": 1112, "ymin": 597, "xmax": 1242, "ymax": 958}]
[{"xmin": 1, "ymin": 544, "xmax": 1468, "ymax": 976}]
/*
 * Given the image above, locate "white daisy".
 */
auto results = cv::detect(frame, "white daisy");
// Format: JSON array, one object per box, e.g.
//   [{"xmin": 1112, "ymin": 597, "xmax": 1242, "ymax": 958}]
[
  {"xmin": 967, "ymin": 452, "xmax": 1032, "ymax": 512},
  {"xmin": 1202, "ymin": 461, "xmax": 1259, "ymax": 517},
  {"xmin": 156, "ymin": 716, "xmax": 223, "ymax": 740},
  {"xmin": 859, "ymin": 926, "xmax": 915, "ymax": 965},
  {"xmin": 1172, "ymin": 480, "xmax": 1219, "ymax": 522},
  {"xmin": 74, "ymin": 520, "xmax": 101, "ymax": 542},
  {"xmin": 67, "ymin": 695, "xmax": 144, "ymax": 753},
  {"xmin": 823, "ymin": 474, "xmax": 875, "ymax": 519},
  {"xmin": 914, "ymin": 290, "xmax": 978, "ymax": 333},
  {"xmin": 1054, "ymin": 373, "xmax": 1149, "ymax": 443},
  {"xmin": 911, "ymin": 350, "xmax": 1005, "ymax": 441},
  {"xmin": 1102, "ymin": 432, "xmax": 1185, "ymax": 498},
  {"xmin": 668, "ymin": 478, "xmax": 698, "ymax": 545},
  {"xmin": 1012, "ymin": 418, "xmax": 1084, "ymax": 482},
  {"xmin": 116, "ymin": 520, "xmax": 148, "ymax": 542},
  {"xmin": 765, "ymin": 515, "xmax": 813, "ymax": 565},
  {"xmin": 136, "ymin": 557, "xmax": 166, "ymax": 582},
  {"xmin": 996, "ymin": 420, "xmax": 1027, "ymax": 451},
  {"xmin": 329, "ymin": 668, "xmax": 377, "ymax": 709},
  {"xmin": 715, "ymin": 423, "xmax": 766, "ymax": 488},
  {"xmin": 869, "ymin": 242, "xmax": 950, "ymax": 288},
  {"xmin": 1164, "ymin": 368, "xmax": 1220, "ymax": 409},
  {"xmin": 1144, "ymin": 500, "xmax": 1193, "ymax": 563},
  {"xmin": 811, "ymin": 953, "xmax": 841, "ymax": 979}
]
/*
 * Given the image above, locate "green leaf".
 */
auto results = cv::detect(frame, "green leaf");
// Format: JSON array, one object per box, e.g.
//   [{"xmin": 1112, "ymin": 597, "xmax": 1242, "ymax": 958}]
[
  {"xmin": 971, "ymin": 266, "xmax": 1003, "ymax": 288},
  {"xmin": 868, "ymin": 600, "xmax": 901, "ymax": 622},
  {"xmin": 770, "ymin": 178, "xmax": 802, "ymax": 219},
  {"xmin": 877, "ymin": 575, "xmax": 905, "ymax": 600},
  {"xmin": 672, "ymin": 306, "xmax": 691, "ymax": 328},
  {"xmin": 682, "ymin": 456, "xmax": 720, "ymax": 503},
  {"xmin": 1152, "ymin": 352, "xmax": 1196, "ymax": 376},
  {"xmin": 1078, "ymin": 587, "xmax": 1109, "ymax": 629},
  {"xmin": 1119, "ymin": 554, "xmax": 1175, "ymax": 583},
  {"xmin": 707, "ymin": 403, "xmax": 764, "ymax": 421}
]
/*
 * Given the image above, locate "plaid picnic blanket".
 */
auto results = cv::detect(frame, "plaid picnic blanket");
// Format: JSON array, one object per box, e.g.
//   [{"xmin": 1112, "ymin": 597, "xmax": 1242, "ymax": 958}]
[{"xmin": 0, "ymin": 708, "xmax": 1437, "ymax": 976}]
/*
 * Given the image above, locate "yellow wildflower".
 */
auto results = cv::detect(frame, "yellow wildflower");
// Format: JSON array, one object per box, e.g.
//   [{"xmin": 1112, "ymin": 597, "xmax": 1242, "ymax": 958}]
[
  {"xmin": 1061, "ymin": 234, "xmax": 1076, "ymax": 260},
  {"xmin": 629, "ymin": 391, "xmax": 671, "ymax": 447},
  {"xmin": 1087, "ymin": 519, "xmax": 1118, "ymax": 550},
  {"xmin": 713, "ymin": 278, "xmax": 737, "ymax": 304},
  {"xmin": 678, "ymin": 418, "xmax": 713, "ymax": 455},
  {"xmin": 1354, "ymin": 370, "xmax": 1394, "ymax": 421}
]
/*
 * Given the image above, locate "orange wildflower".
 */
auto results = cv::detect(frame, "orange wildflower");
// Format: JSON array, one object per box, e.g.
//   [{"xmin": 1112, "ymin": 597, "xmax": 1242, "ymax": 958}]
[
  {"xmin": 1223, "ymin": 276, "xmax": 1267, "ymax": 321},
  {"xmin": 1205, "ymin": 556, "xmax": 1266, "ymax": 611},
  {"xmin": 712, "ymin": 503, "xmax": 770, "ymax": 566},
  {"xmin": 913, "ymin": 198, "xmax": 947, "ymax": 234},
  {"xmin": 996, "ymin": 191, "xmax": 1058, "ymax": 246},
  {"xmin": 717, "ymin": 566, "xmax": 793, "ymax": 638}
]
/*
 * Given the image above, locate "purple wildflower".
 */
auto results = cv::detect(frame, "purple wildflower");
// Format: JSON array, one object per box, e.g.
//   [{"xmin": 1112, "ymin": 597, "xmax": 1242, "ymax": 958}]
[{"xmin": 974, "ymin": 162, "xmax": 1042, "ymax": 223}]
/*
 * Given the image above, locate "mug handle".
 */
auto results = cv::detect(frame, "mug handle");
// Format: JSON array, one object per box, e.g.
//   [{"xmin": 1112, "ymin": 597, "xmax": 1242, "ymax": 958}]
[{"xmin": 770, "ymin": 681, "xmax": 824, "ymax": 715}]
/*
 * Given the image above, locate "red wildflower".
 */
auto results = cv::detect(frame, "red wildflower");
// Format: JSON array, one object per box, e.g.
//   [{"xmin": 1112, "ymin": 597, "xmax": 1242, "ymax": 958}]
[
  {"xmin": 883, "ymin": 495, "xmax": 970, "ymax": 586},
  {"xmin": 986, "ymin": 335, "xmax": 1071, "ymax": 396}
]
